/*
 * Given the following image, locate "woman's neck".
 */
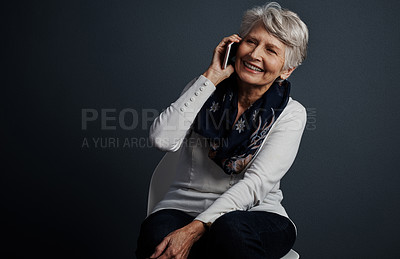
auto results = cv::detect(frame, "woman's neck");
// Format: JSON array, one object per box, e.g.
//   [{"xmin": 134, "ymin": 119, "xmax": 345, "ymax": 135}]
[{"xmin": 236, "ymin": 78, "xmax": 273, "ymax": 109}]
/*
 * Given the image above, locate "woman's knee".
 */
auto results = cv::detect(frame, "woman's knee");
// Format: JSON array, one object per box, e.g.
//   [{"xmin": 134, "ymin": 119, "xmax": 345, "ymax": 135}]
[
  {"xmin": 206, "ymin": 211, "xmax": 265, "ymax": 258},
  {"xmin": 210, "ymin": 211, "xmax": 244, "ymax": 234},
  {"xmin": 136, "ymin": 215, "xmax": 167, "ymax": 258},
  {"xmin": 137, "ymin": 214, "xmax": 167, "ymax": 246},
  {"xmin": 208, "ymin": 211, "xmax": 250, "ymax": 246},
  {"xmin": 136, "ymin": 210, "xmax": 193, "ymax": 258}
]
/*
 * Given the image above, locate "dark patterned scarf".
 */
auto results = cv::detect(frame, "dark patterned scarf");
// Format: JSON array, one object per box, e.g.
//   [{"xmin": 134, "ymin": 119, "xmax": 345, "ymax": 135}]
[{"xmin": 193, "ymin": 74, "xmax": 290, "ymax": 175}]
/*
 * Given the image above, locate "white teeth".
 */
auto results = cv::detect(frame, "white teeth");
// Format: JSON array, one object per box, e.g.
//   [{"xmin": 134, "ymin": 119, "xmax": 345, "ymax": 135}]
[{"xmin": 244, "ymin": 61, "xmax": 263, "ymax": 72}]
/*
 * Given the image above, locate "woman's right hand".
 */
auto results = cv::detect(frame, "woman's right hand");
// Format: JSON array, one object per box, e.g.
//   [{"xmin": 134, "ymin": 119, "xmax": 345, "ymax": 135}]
[
  {"xmin": 203, "ymin": 34, "xmax": 242, "ymax": 86},
  {"xmin": 148, "ymin": 220, "xmax": 206, "ymax": 259}
]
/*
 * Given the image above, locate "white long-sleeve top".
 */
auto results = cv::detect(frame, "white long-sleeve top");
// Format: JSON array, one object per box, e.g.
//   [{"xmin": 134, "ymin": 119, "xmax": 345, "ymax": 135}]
[{"xmin": 149, "ymin": 75, "xmax": 307, "ymax": 227}]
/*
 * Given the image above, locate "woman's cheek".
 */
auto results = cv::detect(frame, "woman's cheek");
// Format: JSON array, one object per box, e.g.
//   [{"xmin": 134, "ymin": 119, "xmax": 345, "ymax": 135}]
[{"xmin": 265, "ymin": 58, "xmax": 279, "ymax": 71}]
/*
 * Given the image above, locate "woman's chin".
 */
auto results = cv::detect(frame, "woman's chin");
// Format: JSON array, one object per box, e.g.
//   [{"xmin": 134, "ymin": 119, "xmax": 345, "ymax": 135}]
[{"xmin": 237, "ymin": 72, "xmax": 263, "ymax": 86}]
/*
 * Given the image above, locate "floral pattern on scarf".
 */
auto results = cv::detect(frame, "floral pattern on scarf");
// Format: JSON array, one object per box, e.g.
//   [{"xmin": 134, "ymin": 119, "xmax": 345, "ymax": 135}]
[{"xmin": 193, "ymin": 74, "xmax": 290, "ymax": 175}]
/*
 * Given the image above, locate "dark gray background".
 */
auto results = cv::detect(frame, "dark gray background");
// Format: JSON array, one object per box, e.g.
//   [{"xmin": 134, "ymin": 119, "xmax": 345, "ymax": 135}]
[{"xmin": 3, "ymin": 0, "xmax": 400, "ymax": 258}]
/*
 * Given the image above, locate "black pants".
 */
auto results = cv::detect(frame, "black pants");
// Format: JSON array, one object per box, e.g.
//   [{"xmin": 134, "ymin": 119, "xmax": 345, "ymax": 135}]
[{"xmin": 136, "ymin": 209, "xmax": 296, "ymax": 259}]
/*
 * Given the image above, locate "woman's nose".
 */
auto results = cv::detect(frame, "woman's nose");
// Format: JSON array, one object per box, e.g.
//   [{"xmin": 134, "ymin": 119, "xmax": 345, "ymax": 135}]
[{"xmin": 249, "ymin": 46, "xmax": 262, "ymax": 60}]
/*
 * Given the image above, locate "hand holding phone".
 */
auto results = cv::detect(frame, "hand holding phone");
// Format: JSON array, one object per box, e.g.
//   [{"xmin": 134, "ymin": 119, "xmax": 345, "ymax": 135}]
[
  {"xmin": 203, "ymin": 35, "xmax": 241, "ymax": 86},
  {"xmin": 222, "ymin": 42, "xmax": 238, "ymax": 69}
]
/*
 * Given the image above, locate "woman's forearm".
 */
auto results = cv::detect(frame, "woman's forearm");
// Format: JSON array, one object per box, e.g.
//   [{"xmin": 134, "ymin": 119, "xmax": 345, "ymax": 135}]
[{"xmin": 149, "ymin": 76, "xmax": 216, "ymax": 152}]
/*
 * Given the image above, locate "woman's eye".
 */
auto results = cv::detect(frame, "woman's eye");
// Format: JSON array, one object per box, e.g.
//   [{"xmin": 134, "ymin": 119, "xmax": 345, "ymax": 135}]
[
  {"xmin": 246, "ymin": 39, "xmax": 256, "ymax": 44},
  {"xmin": 267, "ymin": 49, "xmax": 276, "ymax": 54}
]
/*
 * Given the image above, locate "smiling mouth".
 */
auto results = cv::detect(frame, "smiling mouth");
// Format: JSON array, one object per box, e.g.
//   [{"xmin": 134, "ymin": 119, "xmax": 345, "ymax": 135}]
[{"xmin": 243, "ymin": 61, "xmax": 264, "ymax": 72}]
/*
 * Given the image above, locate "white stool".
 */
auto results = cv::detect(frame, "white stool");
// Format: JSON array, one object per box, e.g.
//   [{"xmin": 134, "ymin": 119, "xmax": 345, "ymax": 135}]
[{"xmin": 147, "ymin": 149, "xmax": 300, "ymax": 259}]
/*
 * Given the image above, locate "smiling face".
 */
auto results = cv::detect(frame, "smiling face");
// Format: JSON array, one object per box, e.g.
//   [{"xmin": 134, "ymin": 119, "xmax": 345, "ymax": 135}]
[{"xmin": 235, "ymin": 22, "xmax": 295, "ymax": 90}]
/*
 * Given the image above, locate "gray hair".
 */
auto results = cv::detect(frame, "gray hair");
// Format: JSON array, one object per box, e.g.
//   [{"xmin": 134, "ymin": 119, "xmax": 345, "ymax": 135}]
[{"xmin": 239, "ymin": 2, "xmax": 309, "ymax": 70}]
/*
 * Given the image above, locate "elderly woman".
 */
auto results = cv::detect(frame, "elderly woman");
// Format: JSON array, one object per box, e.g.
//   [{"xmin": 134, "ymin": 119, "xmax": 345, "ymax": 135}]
[{"xmin": 136, "ymin": 2, "xmax": 308, "ymax": 259}]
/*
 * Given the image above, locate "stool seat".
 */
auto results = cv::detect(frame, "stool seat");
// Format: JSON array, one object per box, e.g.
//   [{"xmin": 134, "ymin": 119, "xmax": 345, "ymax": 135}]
[{"xmin": 281, "ymin": 249, "xmax": 300, "ymax": 259}]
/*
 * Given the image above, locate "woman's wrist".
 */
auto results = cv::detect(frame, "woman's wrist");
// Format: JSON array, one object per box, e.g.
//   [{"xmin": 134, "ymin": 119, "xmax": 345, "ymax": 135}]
[
  {"xmin": 203, "ymin": 68, "xmax": 223, "ymax": 86},
  {"xmin": 189, "ymin": 220, "xmax": 207, "ymax": 240}
]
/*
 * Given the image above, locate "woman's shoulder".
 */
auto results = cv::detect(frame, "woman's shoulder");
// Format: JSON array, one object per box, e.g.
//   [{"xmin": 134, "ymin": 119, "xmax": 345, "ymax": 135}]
[
  {"xmin": 278, "ymin": 97, "xmax": 307, "ymax": 123},
  {"xmin": 287, "ymin": 97, "xmax": 306, "ymax": 112}
]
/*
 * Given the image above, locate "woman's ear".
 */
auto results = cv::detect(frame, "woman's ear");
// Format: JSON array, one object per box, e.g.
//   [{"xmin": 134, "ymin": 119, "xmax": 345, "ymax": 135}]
[{"xmin": 280, "ymin": 67, "xmax": 296, "ymax": 80}]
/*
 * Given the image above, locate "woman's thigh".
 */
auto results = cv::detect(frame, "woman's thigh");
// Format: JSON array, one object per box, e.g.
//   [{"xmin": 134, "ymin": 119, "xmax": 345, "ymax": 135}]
[
  {"xmin": 135, "ymin": 209, "xmax": 194, "ymax": 259},
  {"xmin": 207, "ymin": 211, "xmax": 296, "ymax": 259}
]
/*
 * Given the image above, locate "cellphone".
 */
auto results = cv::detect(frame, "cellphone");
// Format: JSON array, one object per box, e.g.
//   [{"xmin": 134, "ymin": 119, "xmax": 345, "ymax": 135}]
[{"xmin": 222, "ymin": 41, "xmax": 238, "ymax": 69}]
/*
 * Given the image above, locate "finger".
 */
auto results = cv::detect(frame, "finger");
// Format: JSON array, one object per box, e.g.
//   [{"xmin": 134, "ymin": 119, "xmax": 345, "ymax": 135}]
[
  {"xmin": 218, "ymin": 36, "xmax": 236, "ymax": 46},
  {"xmin": 217, "ymin": 38, "xmax": 231, "ymax": 48},
  {"xmin": 155, "ymin": 254, "xmax": 168, "ymax": 259},
  {"xmin": 226, "ymin": 34, "xmax": 242, "ymax": 43},
  {"xmin": 229, "ymin": 33, "xmax": 242, "ymax": 42},
  {"xmin": 149, "ymin": 239, "xmax": 168, "ymax": 259},
  {"xmin": 156, "ymin": 249, "xmax": 174, "ymax": 259},
  {"xmin": 217, "ymin": 35, "xmax": 241, "ymax": 50}
]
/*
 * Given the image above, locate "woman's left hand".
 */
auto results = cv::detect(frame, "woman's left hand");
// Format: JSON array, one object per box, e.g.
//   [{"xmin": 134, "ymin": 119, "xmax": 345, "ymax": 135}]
[{"xmin": 148, "ymin": 220, "xmax": 206, "ymax": 259}]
